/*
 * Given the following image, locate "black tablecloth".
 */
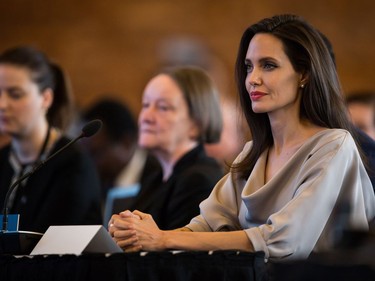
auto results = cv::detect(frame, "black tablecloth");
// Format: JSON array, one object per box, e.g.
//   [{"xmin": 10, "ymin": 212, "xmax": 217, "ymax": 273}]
[
  {"xmin": 268, "ymin": 230, "xmax": 375, "ymax": 281},
  {"xmin": 0, "ymin": 250, "xmax": 268, "ymax": 281},
  {"xmin": 2, "ymin": 236, "xmax": 375, "ymax": 281}
]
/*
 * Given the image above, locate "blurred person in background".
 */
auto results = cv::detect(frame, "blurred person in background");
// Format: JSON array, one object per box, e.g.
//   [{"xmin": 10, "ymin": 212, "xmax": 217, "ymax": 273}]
[
  {"xmin": 0, "ymin": 46, "xmax": 102, "ymax": 233},
  {"xmin": 319, "ymin": 33, "xmax": 375, "ymax": 189},
  {"xmin": 82, "ymin": 98, "xmax": 153, "ymax": 205},
  {"xmin": 318, "ymin": 30, "xmax": 375, "ymax": 190},
  {"xmin": 346, "ymin": 91, "xmax": 375, "ymax": 188},
  {"xmin": 346, "ymin": 91, "xmax": 375, "ymax": 140},
  {"xmin": 110, "ymin": 66, "xmax": 224, "ymax": 230},
  {"xmin": 0, "ymin": 131, "xmax": 10, "ymax": 148},
  {"xmin": 157, "ymin": 37, "xmax": 248, "ymax": 168}
]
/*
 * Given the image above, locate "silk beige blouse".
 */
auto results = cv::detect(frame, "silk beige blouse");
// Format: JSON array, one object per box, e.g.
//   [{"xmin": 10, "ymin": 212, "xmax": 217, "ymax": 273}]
[{"xmin": 186, "ymin": 129, "xmax": 375, "ymax": 261}]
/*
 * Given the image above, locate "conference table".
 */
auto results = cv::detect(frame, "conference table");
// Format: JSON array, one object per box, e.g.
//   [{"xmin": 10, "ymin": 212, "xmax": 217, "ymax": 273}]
[
  {"xmin": 2, "ymin": 248, "xmax": 375, "ymax": 281},
  {"xmin": 0, "ymin": 250, "xmax": 268, "ymax": 281},
  {"xmin": 2, "ymin": 230, "xmax": 375, "ymax": 281}
]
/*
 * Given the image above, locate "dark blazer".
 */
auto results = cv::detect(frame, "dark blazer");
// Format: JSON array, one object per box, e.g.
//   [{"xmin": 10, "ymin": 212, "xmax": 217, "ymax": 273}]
[
  {"xmin": 356, "ymin": 128, "xmax": 375, "ymax": 189},
  {"xmin": 0, "ymin": 137, "xmax": 102, "ymax": 233},
  {"xmin": 131, "ymin": 144, "xmax": 224, "ymax": 230}
]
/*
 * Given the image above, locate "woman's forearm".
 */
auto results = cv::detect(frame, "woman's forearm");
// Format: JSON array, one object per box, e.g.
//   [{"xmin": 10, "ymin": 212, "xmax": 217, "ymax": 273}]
[
  {"xmin": 111, "ymin": 211, "xmax": 254, "ymax": 253},
  {"xmin": 161, "ymin": 230, "xmax": 254, "ymax": 252}
]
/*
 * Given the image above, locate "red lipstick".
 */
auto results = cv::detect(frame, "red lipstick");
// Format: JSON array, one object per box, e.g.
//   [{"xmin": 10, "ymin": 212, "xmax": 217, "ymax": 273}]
[{"xmin": 250, "ymin": 91, "xmax": 266, "ymax": 101}]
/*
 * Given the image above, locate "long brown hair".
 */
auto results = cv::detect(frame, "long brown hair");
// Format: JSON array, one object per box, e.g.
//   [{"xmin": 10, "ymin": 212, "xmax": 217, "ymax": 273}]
[{"xmin": 232, "ymin": 14, "xmax": 361, "ymax": 180}]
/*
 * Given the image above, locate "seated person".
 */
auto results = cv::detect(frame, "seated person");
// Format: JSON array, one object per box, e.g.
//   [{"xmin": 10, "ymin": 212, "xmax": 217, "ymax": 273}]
[
  {"xmin": 82, "ymin": 98, "xmax": 147, "ymax": 203},
  {"xmin": 353, "ymin": 126, "xmax": 375, "ymax": 188},
  {"xmin": 346, "ymin": 92, "xmax": 375, "ymax": 187},
  {"xmin": 0, "ymin": 46, "xmax": 102, "ymax": 233},
  {"xmin": 346, "ymin": 91, "xmax": 375, "ymax": 140},
  {"xmin": 319, "ymin": 32, "xmax": 375, "ymax": 189},
  {"xmin": 0, "ymin": 132, "xmax": 10, "ymax": 148},
  {"xmin": 112, "ymin": 66, "xmax": 224, "ymax": 230}
]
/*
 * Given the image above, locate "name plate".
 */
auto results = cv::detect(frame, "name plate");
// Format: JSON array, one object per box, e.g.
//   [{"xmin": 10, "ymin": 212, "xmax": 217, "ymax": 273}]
[{"xmin": 31, "ymin": 225, "xmax": 123, "ymax": 255}]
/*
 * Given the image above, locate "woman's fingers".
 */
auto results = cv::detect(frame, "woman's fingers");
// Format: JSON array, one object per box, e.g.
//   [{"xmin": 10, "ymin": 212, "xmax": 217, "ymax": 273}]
[
  {"xmin": 119, "ymin": 210, "xmax": 133, "ymax": 218},
  {"xmin": 122, "ymin": 244, "xmax": 143, "ymax": 253},
  {"xmin": 112, "ymin": 229, "xmax": 135, "ymax": 238},
  {"xmin": 108, "ymin": 216, "xmax": 137, "ymax": 238},
  {"xmin": 108, "ymin": 211, "xmax": 164, "ymax": 252},
  {"xmin": 115, "ymin": 234, "xmax": 138, "ymax": 247},
  {"xmin": 107, "ymin": 213, "xmax": 143, "ymax": 252},
  {"xmin": 132, "ymin": 210, "xmax": 149, "ymax": 220}
]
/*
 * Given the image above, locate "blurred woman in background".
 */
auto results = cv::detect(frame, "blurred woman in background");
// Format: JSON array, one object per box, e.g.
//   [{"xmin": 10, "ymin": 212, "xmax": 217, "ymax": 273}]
[
  {"xmin": 0, "ymin": 46, "xmax": 102, "ymax": 233},
  {"xmin": 114, "ymin": 66, "xmax": 224, "ymax": 230}
]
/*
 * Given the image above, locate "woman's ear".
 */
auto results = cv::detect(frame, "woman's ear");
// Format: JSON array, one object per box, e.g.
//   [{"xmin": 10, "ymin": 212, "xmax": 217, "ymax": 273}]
[
  {"xmin": 42, "ymin": 88, "xmax": 54, "ymax": 110},
  {"xmin": 300, "ymin": 72, "xmax": 309, "ymax": 87},
  {"xmin": 188, "ymin": 121, "xmax": 200, "ymax": 141}
]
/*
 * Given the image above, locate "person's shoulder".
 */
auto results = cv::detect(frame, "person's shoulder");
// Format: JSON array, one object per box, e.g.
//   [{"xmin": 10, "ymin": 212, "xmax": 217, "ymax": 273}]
[
  {"xmin": 177, "ymin": 146, "xmax": 221, "ymax": 172},
  {"xmin": 305, "ymin": 129, "xmax": 358, "ymax": 158},
  {"xmin": 48, "ymin": 135, "xmax": 100, "ymax": 184},
  {"xmin": 0, "ymin": 144, "xmax": 10, "ymax": 170},
  {"xmin": 195, "ymin": 153, "xmax": 221, "ymax": 166},
  {"xmin": 356, "ymin": 128, "xmax": 375, "ymax": 150},
  {"xmin": 176, "ymin": 152, "xmax": 224, "ymax": 183},
  {"xmin": 0, "ymin": 143, "xmax": 11, "ymax": 157},
  {"xmin": 309, "ymin": 128, "xmax": 352, "ymax": 145},
  {"xmin": 184, "ymin": 156, "xmax": 223, "ymax": 176},
  {"xmin": 54, "ymin": 135, "xmax": 86, "ymax": 152},
  {"xmin": 230, "ymin": 140, "xmax": 253, "ymax": 165},
  {"xmin": 314, "ymin": 128, "xmax": 349, "ymax": 138},
  {"xmin": 50, "ymin": 135, "xmax": 93, "ymax": 164}
]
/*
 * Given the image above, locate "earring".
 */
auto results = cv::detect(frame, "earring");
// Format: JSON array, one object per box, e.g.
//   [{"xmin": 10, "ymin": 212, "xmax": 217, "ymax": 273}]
[{"xmin": 300, "ymin": 84, "xmax": 305, "ymax": 88}]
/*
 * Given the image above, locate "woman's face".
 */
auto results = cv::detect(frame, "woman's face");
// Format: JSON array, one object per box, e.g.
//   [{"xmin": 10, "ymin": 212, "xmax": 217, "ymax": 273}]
[
  {"xmin": 245, "ymin": 33, "xmax": 303, "ymax": 116},
  {"xmin": 138, "ymin": 74, "xmax": 198, "ymax": 156},
  {"xmin": 0, "ymin": 64, "xmax": 52, "ymax": 137}
]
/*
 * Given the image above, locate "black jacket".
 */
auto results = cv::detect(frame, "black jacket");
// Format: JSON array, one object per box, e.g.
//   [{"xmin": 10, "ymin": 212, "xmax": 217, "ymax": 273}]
[
  {"xmin": 356, "ymin": 128, "xmax": 375, "ymax": 189},
  {"xmin": 0, "ymin": 137, "xmax": 102, "ymax": 233},
  {"xmin": 130, "ymin": 144, "xmax": 224, "ymax": 230}
]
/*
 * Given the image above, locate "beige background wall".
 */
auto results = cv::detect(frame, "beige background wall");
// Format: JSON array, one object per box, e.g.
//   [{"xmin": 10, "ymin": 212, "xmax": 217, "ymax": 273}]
[{"xmin": 1, "ymin": 0, "xmax": 374, "ymax": 117}]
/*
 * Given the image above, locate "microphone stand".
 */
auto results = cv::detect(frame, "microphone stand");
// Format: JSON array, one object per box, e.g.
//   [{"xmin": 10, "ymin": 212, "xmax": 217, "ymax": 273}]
[
  {"xmin": 1, "ymin": 133, "xmax": 85, "ymax": 233},
  {"xmin": 0, "ymin": 119, "xmax": 102, "ymax": 255}
]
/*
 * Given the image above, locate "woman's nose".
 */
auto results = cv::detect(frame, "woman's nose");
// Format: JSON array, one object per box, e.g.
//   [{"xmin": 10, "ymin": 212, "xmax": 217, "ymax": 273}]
[
  {"xmin": 139, "ymin": 105, "xmax": 155, "ymax": 123},
  {"xmin": 0, "ymin": 92, "xmax": 8, "ymax": 109},
  {"xmin": 247, "ymin": 69, "xmax": 262, "ymax": 87}
]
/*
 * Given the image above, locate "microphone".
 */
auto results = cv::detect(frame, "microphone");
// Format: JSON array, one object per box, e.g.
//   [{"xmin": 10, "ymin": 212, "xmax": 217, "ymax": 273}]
[{"xmin": 1, "ymin": 119, "xmax": 102, "ymax": 233}]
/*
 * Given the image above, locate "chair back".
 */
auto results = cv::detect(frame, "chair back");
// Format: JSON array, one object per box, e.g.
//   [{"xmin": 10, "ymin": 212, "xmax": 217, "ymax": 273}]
[{"xmin": 103, "ymin": 184, "xmax": 140, "ymax": 226}]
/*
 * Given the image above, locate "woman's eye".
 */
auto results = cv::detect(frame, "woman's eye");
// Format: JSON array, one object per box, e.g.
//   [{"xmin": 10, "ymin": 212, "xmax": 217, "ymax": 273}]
[
  {"xmin": 158, "ymin": 105, "xmax": 171, "ymax": 111},
  {"xmin": 245, "ymin": 64, "xmax": 253, "ymax": 73},
  {"xmin": 8, "ymin": 90, "xmax": 23, "ymax": 99},
  {"xmin": 263, "ymin": 63, "xmax": 276, "ymax": 70}
]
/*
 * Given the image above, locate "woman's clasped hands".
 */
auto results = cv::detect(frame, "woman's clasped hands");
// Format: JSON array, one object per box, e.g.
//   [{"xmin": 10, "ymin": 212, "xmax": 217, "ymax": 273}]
[{"xmin": 108, "ymin": 210, "xmax": 165, "ymax": 252}]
